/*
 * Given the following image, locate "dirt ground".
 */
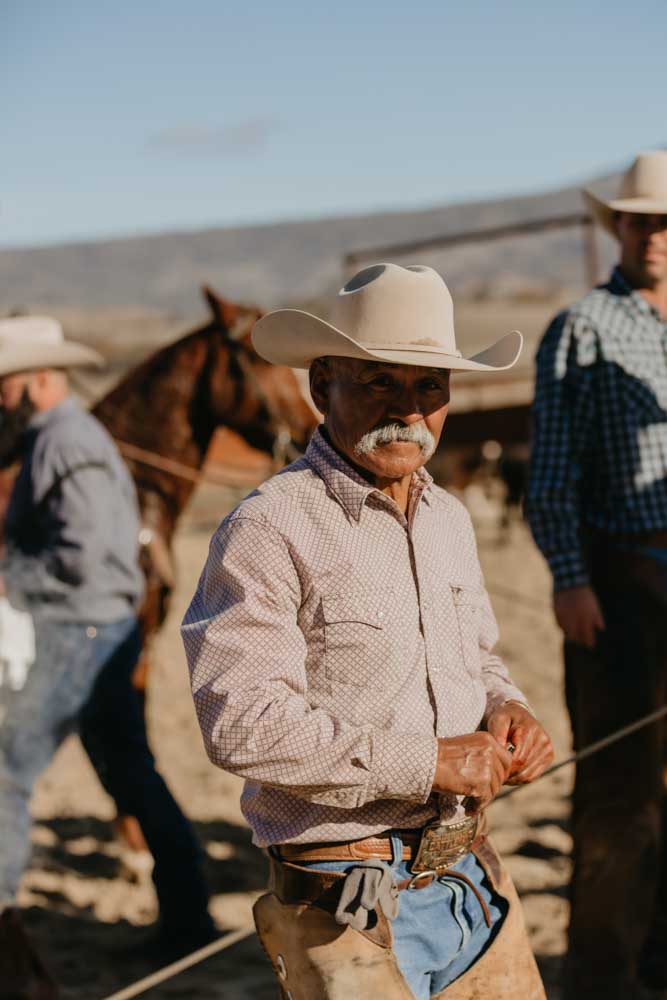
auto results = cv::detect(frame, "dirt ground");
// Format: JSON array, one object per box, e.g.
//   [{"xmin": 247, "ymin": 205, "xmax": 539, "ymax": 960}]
[{"xmin": 19, "ymin": 483, "xmax": 573, "ymax": 1000}]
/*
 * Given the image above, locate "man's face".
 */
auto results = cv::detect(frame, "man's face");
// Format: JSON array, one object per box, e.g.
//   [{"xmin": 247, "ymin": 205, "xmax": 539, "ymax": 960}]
[
  {"xmin": 0, "ymin": 373, "xmax": 36, "ymax": 467},
  {"xmin": 311, "ymin": 357, "xmax": 451, "ymax": 481},
  {"xmin": 616, "ymin": 212, "xmax": 667, "ymax": 287}
]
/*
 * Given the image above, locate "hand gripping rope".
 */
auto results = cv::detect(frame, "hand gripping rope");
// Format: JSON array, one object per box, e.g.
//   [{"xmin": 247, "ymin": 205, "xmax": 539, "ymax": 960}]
[{"xmin": 99, "ymin": 701, "xmax": 667, "ymax": 1000}]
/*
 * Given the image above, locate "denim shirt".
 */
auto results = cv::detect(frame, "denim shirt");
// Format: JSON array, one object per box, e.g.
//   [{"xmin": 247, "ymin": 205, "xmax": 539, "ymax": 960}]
[{"xmin": 3, "ymin": 398, "xmax": 144, "ymax": 623}]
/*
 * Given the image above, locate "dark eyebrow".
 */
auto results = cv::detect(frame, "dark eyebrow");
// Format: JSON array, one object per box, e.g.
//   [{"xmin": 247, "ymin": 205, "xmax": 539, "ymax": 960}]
[
  {"xmin": 357, "ymin": 363, "xmax": 449, "ymax": 378},
  {"xmin": 357, "ymin": 363, "xmax": 398, "ymax": 377}
]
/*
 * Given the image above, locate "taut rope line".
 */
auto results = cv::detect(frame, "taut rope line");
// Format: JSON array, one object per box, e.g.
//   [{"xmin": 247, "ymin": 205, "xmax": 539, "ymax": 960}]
[
  {"xmin": 99, "ymin": 925, "xmax": 255, "ymax": 1000},
  {"xmin": 97, "ymin": 702, "xmax": 667, "ymax": 999},
  {"xmin": 498, "ymin": 701, "xmax": 667, "ymax": 800}
]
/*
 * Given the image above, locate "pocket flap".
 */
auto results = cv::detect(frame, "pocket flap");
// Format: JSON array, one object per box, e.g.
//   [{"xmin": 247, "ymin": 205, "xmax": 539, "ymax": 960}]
[
  {"xmin": 450, "ymin": 584, "xmax": 484, "ymax": 609},
  {"xmin": 321, "ymin": 594, "xmax": 385, "ymax": 629}
]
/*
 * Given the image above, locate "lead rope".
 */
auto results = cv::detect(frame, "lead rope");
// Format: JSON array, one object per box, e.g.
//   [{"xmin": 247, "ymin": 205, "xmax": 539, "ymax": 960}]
[
  {"xmin": 497, "ymin": 701, "xmax": 667, "ymax": 800},
  {"xmin": 96, "ymin": 702, "xmax": 667, "ymax": 1000},
  {"xmin": 99, "ymin": 926, "xmax": 255, "ymax": 1000}
]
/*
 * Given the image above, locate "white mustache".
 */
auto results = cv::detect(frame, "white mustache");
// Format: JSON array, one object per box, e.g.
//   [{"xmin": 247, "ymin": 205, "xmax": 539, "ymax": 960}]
[{"xmin": 353, "ymin": 421, "xmax": 436, "ymax": 460}]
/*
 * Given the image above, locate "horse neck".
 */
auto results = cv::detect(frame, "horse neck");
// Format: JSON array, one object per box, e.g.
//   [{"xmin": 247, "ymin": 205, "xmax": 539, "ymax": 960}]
[{"xmin": 93, "ymin": 327, "xmax": 222, "ymax": 525}]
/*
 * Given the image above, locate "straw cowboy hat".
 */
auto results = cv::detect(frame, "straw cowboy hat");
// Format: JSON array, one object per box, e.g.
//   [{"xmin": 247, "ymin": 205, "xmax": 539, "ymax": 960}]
[
  {"xmin": 583, "ymin": 150, "xmax": 667, "ymax": 238},
  {"xmin": 252, "ymin": 263, "xmax": 522, "ymax": 372},
  {"xmin": 0, "ymin": 316, "xmax": 104, "ymax": 379}
]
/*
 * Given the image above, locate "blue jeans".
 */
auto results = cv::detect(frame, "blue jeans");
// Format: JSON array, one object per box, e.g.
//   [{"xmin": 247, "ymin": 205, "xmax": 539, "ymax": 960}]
[
  {"xmin": 0, "ymin": 616, "xmax": 137, "ymax": 902},
  {"xmin": 0, "ymin": 615, "xmax": 211, "ymax": 937},
  {"xmin": 79, "ymin": 624, "xmax": 212, "ymax": 937},
  {"xmin": 300, "ymin": 838, "xmax": 507, "ymax": 1000}
]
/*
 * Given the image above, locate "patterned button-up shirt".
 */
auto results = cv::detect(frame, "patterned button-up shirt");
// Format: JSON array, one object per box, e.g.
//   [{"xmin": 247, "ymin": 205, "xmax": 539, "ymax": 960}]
[
  {"xmin": 182, "ymin": 429, "xmax": 527, "ymax": 847},
  {"xmin": 527, "ymin": 267, "xmax": 667, "ymax": 592}
]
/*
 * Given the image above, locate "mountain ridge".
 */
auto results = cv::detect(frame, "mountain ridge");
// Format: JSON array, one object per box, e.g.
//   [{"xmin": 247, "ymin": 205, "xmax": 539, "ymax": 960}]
[{"xmin": 0, "ymin": 172, "xmax": 620, "ymax": 316}]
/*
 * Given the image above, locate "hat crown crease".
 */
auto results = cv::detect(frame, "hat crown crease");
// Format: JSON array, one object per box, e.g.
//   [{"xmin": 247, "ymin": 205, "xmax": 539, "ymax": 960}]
[{"xmin": 331, "ymin": 264, "xmax": 456, "ymax": 352}]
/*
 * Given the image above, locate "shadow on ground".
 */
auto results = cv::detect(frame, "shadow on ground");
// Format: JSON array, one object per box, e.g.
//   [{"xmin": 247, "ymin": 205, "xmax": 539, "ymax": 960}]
[
  {"xmin": 23, "ymin": 904, "xmax": 276, "ymax": 1000},
  {"xmin": 24, "ymin": 814, "xmax": 567, "ymax": 999},
  {"xmin": 23, "ymin": 815, "xmax": 274, "ymax": 999}
]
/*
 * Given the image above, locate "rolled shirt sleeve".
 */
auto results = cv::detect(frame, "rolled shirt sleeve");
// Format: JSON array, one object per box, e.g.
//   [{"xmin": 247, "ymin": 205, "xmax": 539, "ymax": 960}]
[{"xmin": 181, "ymin": 516, "xmax": 438, "ymax": 810}]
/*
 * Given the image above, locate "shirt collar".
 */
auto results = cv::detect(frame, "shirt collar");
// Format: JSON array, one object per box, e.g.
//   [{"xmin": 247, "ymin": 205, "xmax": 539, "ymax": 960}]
[
  {"xmin": 609, "ymin": 266, "xmax": 662, "ymax": 320},
  {"xmin": 304, "ymin": 426, "xmax": 433, "ymax": 522},
  {"xmin": 27, "ymin": 396, "xmax": 79, "ymax": 433}
]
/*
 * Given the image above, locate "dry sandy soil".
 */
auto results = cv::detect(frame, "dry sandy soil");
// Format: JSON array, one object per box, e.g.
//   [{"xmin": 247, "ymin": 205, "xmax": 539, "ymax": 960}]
[{"xmin": 19, "ymin": 483, "xmax": 573, "ymax": 1000}]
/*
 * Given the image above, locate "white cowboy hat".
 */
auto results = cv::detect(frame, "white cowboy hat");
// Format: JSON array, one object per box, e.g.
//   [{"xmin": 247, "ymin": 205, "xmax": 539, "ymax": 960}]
[
  {"xmin": 0, "ymin": 316, "xmax": 104, "ymax": 379},
  {"xmin": 583, "ymin": 150, "xmax": 667, "ymax": 238},
  {"xmin": 252, "ymin": 263, "xmax": 522, "ymax": 372}
]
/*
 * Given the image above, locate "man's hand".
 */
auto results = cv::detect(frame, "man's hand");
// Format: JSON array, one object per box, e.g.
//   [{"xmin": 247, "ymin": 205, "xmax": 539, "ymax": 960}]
[
  {"xmin": 487, "ymin": 702, "xmax": 554, "ymax": 786},
  {"xmin": 553, "ymin": 584, "xmax": 604, "ymax": 648},
  {"xmin": 432, "ymin": 732, "xmax": 513, "ymax": 814}
]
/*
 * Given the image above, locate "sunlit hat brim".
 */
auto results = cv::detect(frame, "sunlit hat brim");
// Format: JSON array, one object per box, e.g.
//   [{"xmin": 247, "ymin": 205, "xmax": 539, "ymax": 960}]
[
  {"xmin": 0, "ymin": 342, "xmax": 105, "ymax": 378},
  {"xmin": 252, "ymin": 309, "xmax": 522, "ymax": 373}
]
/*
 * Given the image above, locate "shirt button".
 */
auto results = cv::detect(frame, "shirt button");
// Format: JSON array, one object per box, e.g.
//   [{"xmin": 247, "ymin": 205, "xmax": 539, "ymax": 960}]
[
  {"xmin": 86, "ymin": 626, "xmax": 97, "ymax": 639},
  {"xmin": 377, "ymin": 611, "xmax": 384, "ymax": 621}
]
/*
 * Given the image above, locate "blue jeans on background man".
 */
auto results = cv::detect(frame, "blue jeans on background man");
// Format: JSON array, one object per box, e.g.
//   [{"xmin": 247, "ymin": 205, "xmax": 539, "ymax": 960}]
[
  {"xmin": 0, "ymin": 615, "xmax": 213, "ymax": 950},
  {"xmin": 299, "ymin": 837, "xmax": 507, "ymax": 1000},
  {"xmin": 79, "ymin": 621, "xmax": 214, "ymax": 946}
]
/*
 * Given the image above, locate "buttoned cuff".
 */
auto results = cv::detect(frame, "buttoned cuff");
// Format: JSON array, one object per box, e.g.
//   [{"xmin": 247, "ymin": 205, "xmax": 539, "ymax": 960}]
[
  {"xmin": 369, "ymin": 730, "xmax": 439, "ymax": 804},
  {"xmin": 484, "ymin": 684, "xmax": 533, "ymax": 722}
]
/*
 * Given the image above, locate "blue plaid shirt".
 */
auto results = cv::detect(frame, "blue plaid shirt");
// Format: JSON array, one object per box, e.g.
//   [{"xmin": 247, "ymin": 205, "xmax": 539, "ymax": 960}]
[{"xmin": 526, "ymin": 267, "xmax": 667, "ymax": 592}]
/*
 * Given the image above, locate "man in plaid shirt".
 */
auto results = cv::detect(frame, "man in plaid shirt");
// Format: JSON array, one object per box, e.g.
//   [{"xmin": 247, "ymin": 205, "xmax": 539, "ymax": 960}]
[{"xmin": 527, "ymin": 150, "xmax": 667, "ymax": 1000}]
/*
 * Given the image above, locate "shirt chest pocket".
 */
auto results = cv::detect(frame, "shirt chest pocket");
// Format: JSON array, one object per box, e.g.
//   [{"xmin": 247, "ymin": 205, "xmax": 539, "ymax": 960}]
[
  {"xmin": 450, "ymin": 584, "xmax": 482, "ymax": 678},
  {"xmin": 321, "ymin": 594, "xmax": 390, "ymax": 688}
]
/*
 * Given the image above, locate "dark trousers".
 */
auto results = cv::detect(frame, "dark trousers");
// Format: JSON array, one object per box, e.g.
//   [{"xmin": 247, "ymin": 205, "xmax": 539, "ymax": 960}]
[
  {"xmin": 564, "ymin": 543, "xmax": 667, "ymax": 997},
  {"xmin": 78, "ymin": 623, "xmax": 213, "ymax": 937}
]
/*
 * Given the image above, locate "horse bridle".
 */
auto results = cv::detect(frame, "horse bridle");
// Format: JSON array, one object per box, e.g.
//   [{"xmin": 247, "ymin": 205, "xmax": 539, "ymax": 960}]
[{"xmin": 225, "ymin": 320, "xmax": 303, "ymax": 470}]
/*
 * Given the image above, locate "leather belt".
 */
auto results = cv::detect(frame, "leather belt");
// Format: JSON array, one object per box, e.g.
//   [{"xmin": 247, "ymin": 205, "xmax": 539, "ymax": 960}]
[
  {"xmin": 269, "ymin": 814, "xmax": 491, "ymax": 928},
  {"xmin": 276, "ymin": 830, "xmax": 421, "ymax": 864},
  {"xmin": 275, "ymin": 814, "xmax": 483, "ymax": 871}
]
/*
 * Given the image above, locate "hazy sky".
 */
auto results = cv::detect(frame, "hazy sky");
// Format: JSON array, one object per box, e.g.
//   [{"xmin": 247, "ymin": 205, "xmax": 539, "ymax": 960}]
[{"xmin": 3, "ymin": 0, "xmax": 666, "ymax": 248}]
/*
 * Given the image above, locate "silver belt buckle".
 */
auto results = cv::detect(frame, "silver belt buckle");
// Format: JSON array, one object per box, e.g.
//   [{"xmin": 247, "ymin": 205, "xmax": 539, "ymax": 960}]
[{"xmin": 408, "ymin": 816, "xmax": 479, "ymax": 888}]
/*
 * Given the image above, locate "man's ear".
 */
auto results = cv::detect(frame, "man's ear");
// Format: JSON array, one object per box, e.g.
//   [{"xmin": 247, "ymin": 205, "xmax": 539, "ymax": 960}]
[{"xmin": 309, "ymin": 359, "xmax": 330, "ymax": 415}]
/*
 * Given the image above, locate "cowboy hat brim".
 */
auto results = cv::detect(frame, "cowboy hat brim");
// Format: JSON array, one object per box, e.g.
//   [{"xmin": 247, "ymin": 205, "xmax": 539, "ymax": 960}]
[
  {"xmin": 252, "ymin": 309, "xmax": 522, "ymax": 373},
  {"xmin": 583, "ymin": 189, "xmax": 667, "ymax": 238},
  {"xmin": 0, "ymin": 342, "xmax": 105, "ymax": 379}
]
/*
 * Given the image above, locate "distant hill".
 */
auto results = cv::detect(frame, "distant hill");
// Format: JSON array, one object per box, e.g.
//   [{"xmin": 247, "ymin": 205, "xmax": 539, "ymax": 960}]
[{"xmin": 0, "ymin": 171, "xmax": 620, "ymax": 318}]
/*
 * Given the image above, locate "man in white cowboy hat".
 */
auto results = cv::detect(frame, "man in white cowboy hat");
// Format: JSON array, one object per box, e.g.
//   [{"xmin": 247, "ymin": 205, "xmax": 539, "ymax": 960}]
[
  {"xmin": 0, "ymin": 316, "xmax": 144, "ymax": 992},
  {"xmin": 0, "ymin": 316, "xmax": 219, "ymax": 990},
  {"xmin": 526, "ymin": 150, "xmax": 667, "ymax": 1000},
  {"xmin": 182, "ymin": 262, "xmax": 554, "ymax": 999}
]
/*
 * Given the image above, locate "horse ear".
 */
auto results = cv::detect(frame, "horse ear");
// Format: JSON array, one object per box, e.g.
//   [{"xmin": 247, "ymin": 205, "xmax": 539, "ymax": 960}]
[{"xmin": 201, "ymin": 284, "xmax": 239, "ymax": 335}]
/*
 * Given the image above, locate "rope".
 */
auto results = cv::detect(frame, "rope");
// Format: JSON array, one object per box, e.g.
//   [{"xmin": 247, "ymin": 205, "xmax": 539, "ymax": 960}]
[
  {"xmin": 114, "ymin": 439, "xmax": 270, "ymax": 488},
  {"xmin": 99, "ymin": 925, "xmax": 255, "ymax": 1000},
  {"xmin": 96, "ymin": 702, "xmax": 667, "ymax": 998},
  {"xmin": 69, "ymin": 362, "xmax": 298, "ymax": 488},
  {"xmin": 498, "ymin": 702, "xmax": 667, "ymax": 800}
]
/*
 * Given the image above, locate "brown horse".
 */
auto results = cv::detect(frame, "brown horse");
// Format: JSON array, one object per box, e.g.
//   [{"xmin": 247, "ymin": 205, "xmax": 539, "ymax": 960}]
[
  {"xmin": 87, "ymin": 286, "xmax": 317, "ymax": 852},
  {"xmin": 0, "ymin": 289, "xmax": 317, "ymax": 995},
  {"xmin": 93, "ymin": 285, "xmax": 317, "ymax": 691}
]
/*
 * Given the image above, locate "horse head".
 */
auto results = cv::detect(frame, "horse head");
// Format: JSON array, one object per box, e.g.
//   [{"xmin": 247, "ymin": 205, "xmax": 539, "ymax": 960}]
[{"xmin": 199, "ymin": 285, "xmax": 318, "ymax": 463}]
